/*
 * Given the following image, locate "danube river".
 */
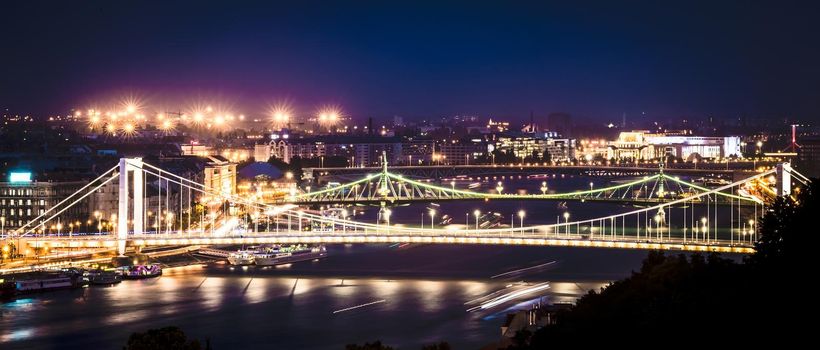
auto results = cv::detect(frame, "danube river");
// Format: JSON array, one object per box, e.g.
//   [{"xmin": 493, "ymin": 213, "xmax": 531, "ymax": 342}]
[
  {"xmin": 1, "ymin": 244, "xmax": 650, "ymax": 349},
  {"xmin": 3, "ymin": 174, "xmax": 732, "ymax": 349}
]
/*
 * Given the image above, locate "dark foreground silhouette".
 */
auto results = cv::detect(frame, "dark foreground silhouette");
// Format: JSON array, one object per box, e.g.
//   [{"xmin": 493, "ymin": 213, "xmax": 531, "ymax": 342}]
[{"xmin": 123, "ymin": 326, "xmax": 210, "ymax": 350}]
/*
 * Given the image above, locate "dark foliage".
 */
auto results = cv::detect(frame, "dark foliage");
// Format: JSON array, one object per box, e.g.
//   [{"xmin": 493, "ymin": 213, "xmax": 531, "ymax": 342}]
[
  {"xmin": 123, "ymin": 326, "xmax": 209, "ymax": 350},
  {"xmin": 506, "ymin": 179, "xmax": 816, "ymax": 347},
  {"xmin": 421, "ymin": 341, "xmax": 451, "ymax": 350},
  {"xmin": 345, "ymin": 340, "xmax": 394, "ymax": 350},
  {"xmin": 268, "ymin": 156, "xmax": 303, "ymax": 183}
]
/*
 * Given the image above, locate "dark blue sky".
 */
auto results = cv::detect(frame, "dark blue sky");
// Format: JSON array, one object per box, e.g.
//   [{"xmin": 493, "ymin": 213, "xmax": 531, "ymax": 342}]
[{"xmin": 2, "ymin": 1, "xmax": 819, "ymax": 122}]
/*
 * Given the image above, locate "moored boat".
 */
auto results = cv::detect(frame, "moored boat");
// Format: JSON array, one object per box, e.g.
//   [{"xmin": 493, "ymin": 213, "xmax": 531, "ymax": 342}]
[
  {"xmin": 254, "ymin": 245, "xmax": 327, "ymax": 266},
  {"xmin": 14, "ymin": 274, "xmax": 79, "ymax": 293},
  {"xmin": 227, "ymin": 250, "xmax": 256, "ymax": 265},
  {"xmin": 89, "ymin": 269, "xmax": 123, "ymax": 285},
  {"xmin": 118, "ymin": 264, "xmax": 162, "ymax": 279}
]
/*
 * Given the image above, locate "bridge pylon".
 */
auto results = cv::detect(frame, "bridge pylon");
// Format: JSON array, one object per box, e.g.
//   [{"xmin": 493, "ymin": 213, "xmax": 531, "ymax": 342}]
[
  {"xmin": 118, "ymin": 158, "xmax": 144, "ymax": 255},
  {"xmin": 776, "ymin": 162, "xmax": 792, "ymax": 197}
]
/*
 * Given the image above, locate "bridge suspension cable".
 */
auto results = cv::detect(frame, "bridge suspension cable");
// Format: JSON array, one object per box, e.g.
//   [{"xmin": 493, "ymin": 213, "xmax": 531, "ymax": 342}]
[{"xmin": 10, "ymin": 159, "xmax": 806, "ymax": 257}]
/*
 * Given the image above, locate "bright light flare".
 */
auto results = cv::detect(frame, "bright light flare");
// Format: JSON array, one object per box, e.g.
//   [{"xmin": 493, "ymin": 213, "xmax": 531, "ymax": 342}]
[
  {"xmin": 316, "ymin": 105, "xmax": 343, "ymax": 127},
  {"xmin": 159, "ymin": 118, "xmax": 177, "ymax": 133},
  {"xmin": 88, "ymin": 115, "xmax": 102, "ymax": 129},
  {"xmin": 269, "ymin": 102, "xmax": 293, "ymax": 127},
  {"xmin": 121, "ymin": 122, "xmax": 136, "ymax": 136},
  {"xmin": 120, "ymin": 96, "xmax": 143, "ymax": 115}
]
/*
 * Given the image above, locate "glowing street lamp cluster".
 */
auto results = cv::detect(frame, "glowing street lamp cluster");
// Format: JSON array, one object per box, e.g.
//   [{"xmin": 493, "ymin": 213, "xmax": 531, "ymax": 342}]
[{"xmin": 78, "ymin": 97, "xmax": 345, "ymax": 136}]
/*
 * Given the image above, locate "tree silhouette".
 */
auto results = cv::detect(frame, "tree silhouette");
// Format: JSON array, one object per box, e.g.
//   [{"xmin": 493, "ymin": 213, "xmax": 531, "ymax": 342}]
[
  {"xmin": 511, "ymin": 178, "xmax": 814, "ymax": 346},
  {"xmin": 345, "ymin": 340, "xmax": 393, "ymax": 350},
  {"xmin": 421, "ymin": 342, "xmax": 451, "ymax": 350},
  {"xmin": 123, "ymin": 327, "xmax": 209, "ymax": 350}
]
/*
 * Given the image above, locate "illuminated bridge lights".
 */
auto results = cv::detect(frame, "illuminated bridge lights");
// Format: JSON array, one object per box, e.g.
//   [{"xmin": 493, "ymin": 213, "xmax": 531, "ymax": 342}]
[
  {"xmin": 23, "ymin": 232, "xmax": 756, "ymax": 254},
  {"xmin": 7, "ymin": 158, "xmax": 805, "ymax": 265},
  {"xmin": 287, "ymin": 165, "xmax": 769, "ymax": 205}
]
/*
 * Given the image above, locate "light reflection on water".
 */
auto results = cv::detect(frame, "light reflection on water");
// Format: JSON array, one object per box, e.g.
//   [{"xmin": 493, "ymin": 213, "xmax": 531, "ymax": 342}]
[
  {"xmin": 0, "ymin": 273, "xmax": 605, "ymax": 349},
  {"xmin": 1, "ymin": 244, "xmax": 645, "ymax": 349}
]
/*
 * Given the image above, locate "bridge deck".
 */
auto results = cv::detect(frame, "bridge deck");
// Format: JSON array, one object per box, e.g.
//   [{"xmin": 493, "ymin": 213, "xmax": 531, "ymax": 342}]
[{"xmin": 22, "ymin": 232, "xmax": 755, "ymax": 254}]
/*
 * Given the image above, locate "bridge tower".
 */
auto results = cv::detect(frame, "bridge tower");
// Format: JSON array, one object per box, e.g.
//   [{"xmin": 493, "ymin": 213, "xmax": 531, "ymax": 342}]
[
  {"xmin": 117, "ymin": 158, "xmax": 145, "ymax": 255},
  {"xmin": 776, "ymin": 162, "xmax": 792, "ymax": 197}
]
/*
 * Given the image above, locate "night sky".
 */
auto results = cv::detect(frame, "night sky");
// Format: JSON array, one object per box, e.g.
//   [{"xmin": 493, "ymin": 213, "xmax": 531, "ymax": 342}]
[{"xmin": 2, "ymin": 1, "xmax": 819, "ymax": 122}]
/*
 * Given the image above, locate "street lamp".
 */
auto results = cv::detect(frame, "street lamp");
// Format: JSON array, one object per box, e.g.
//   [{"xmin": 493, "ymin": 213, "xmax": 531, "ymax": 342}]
[
  {"xmin": 495, "ymin": 181, "xmax": 504, "ymax": 195},
  {"xmin": 450, "ymin": 180, "xmax": 456, "ymax": 191},
  {"xmin": 754, "ymin": 141, "xmax": 764, "ymax": 169},
  {"xmin": 701, "ymin": 217, "xmax": 708, "ymax": 241},
  {"xmin": 429, "ymin": 209, "xmax": 436, "ymax": 229},
  {"xmin": 540, "ymin": 181, "xmax": 548, "ymax": 195},
  {"xmin": 473, "ymin": 210, "xmax": 480, "ymax": 230},
  {"xmin": 517, "ymin": 210, "xmax": 525, "ymax": 229},
  {"xmin": 748, "ymin": 219, "xmax": 755, "ymax": 242},
  {"xmin": 563, "ymin": 212, "xmax": 570, "ymax": 235},
  {"xmin": 589, "ymin": 182, "xmax": 594, "ymax": 191}
]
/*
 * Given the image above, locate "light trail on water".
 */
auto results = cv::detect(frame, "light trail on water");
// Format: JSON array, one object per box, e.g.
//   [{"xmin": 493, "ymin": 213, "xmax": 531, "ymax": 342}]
[
  {"xmin": 332, "ymin": 299, "xmax": 387, "ymax": 314},
  {"xmin": 491, "ymin": 261, "xmax": 557, "ymax": 279},
  {"xmin": 467, "ymin": 282, "xmax": 551, "ymax": 312}
]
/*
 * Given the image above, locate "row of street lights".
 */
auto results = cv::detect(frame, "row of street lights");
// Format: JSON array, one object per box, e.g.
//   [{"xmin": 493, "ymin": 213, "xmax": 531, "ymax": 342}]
[{"xmin": 417, "ymin": 208, "xmax": 531, "ymax": 230}]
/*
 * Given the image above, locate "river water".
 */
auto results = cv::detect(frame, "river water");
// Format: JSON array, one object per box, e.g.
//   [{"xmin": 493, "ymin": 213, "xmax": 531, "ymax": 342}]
[
  {"xmin": 1, "ymin": 175, "xmax": 731, "ymax": 349},
  {"xmin": 1, "ymin": 244, "xmax": 651, "ymax": 349}
]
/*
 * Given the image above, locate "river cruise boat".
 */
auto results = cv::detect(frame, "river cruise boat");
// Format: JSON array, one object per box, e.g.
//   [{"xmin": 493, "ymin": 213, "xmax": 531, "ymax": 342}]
[
  {"xmin": 227, "ymin": 250, "xmax": 256, "ymax": 265},
  {"xmin": 254, "ymin": 245, "xmax": 327, "ymax": 266},
  {"xmin": 118, "ymin": 264, "xmax": 162, "ymax": 279}
]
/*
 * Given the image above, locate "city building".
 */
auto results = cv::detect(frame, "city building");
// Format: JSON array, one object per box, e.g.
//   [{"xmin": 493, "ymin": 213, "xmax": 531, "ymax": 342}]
[
  {"xmin": 398, "ymin": 140, "xmax": 434, "ymax": 165},
  {"xmin": 0, "ymin": 171, "xmax": 90, "ymax": 233},
  {"xmin": 797, "ymin": 136, "xmax": 820, "ymax": 177},
  {"xmin": 576, "ymin": 139, "xmax": 610, "ymax": 161},
  {"xmin": 487, "ymin": 119, "xmax": 510, "ymax": 133},
  {"xmin": 607, "ymin": 131, "xmax": 742, "ymax": 161},
  {"xmin": 202, "ymin": 156, "xmax": 238, "ymax": 196},
  {"xmin": 493, "ymin": 135, "xmax": 575, "ymax": 162},
  {"xmin": 354, "ymin": 142, "xmax": 402, "ymax": 166},
  {"xmin": 437, "ymin": 140, "xmax": 485, "ymax": 165},
  {"xmin": 261, "ymin": 134, "xmax": 407, "ymax": 166}
]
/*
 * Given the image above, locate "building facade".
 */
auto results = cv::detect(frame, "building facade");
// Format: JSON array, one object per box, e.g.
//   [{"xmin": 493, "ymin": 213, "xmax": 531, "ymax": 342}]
[
  {"xmin": 494, "ymin": 135, "xmax": 575, "ymax": 162},
  {"xmin": 0, "ymin": 175, "xmax": 89, "ymax": 233},
  {"xmin": 607, "ymin": 131, "xmax": 742, "ymax": 161}
]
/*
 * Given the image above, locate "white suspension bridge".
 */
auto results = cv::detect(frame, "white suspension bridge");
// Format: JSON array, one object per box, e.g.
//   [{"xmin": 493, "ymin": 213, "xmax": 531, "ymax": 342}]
[{"xmin": 1, "ymin": 158, "xmax": 810, "ymax": 266}]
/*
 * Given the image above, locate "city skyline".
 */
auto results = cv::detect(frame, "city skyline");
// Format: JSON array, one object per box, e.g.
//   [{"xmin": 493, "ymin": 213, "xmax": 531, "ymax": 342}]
[
  {"xmin": 2, "ymin": 1, "xmax": 819, "ymax": 122},
  {"xmin": 0, "ymin": 2, "xmax": 810, "ymax": 348}
]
